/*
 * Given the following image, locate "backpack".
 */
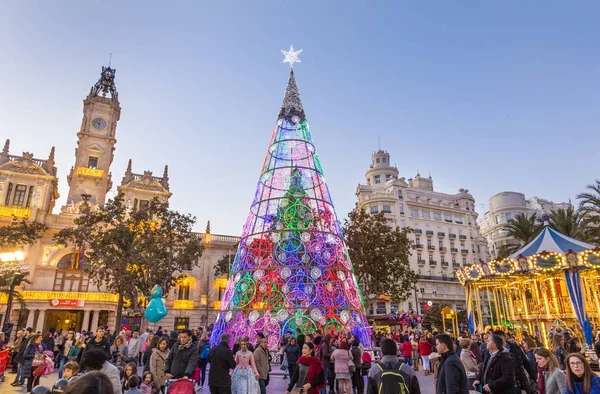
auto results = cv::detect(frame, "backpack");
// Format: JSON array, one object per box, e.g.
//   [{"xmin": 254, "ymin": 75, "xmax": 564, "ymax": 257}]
[
  {"xmin": 200, "ymin": 343, "xmax": 210, "ymax": 359},
  {"xmin": 376, "ymin": 362, "xmax": 408, "ymax": 394}
]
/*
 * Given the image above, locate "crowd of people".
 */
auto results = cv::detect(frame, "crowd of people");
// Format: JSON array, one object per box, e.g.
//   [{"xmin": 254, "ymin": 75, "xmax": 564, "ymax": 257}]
[{"xmin": 1, "ymin": 324, "xmax": 600, "ymax": 394}]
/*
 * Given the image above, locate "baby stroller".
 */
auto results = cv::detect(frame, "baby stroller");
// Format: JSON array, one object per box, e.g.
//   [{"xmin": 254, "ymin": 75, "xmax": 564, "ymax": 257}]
[{"xmin": 166, "ymin": 377, "xmax": 195, "ymax": 394}]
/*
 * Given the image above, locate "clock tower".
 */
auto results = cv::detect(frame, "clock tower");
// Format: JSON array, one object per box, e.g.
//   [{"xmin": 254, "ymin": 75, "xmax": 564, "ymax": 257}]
[{"xmin": 64, "ymin": 66, "xmax": 121, "ymax": 210}]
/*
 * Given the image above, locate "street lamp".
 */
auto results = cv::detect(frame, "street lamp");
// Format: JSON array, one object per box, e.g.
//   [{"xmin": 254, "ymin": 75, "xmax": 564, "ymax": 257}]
[{"xmin": 1, "ymin": 250, "xmax": 26, "ymax": 333}]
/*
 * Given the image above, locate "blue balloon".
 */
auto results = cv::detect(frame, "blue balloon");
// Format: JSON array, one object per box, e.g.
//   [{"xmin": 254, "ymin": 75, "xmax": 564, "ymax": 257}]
[{"xmin": 144, "ymin": 285, "xmax": 167, "ymax": 323}]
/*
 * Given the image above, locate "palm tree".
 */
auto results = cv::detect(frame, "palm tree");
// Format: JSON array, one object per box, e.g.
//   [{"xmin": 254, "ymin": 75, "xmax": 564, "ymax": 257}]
[
  {"xmin": 497, "ymin": 213, "xmax": 542, "ymax": 258},
  {"xmin": 577, "ymin": 180, "xmax": 600, "ymax": 245},
  {"xmin": 0, "ymin": 271, "xmax": 31, "ymax": 328},
  {"xmin": 547, "ymin": 205, "xmax": 582, "ymax": 238}
]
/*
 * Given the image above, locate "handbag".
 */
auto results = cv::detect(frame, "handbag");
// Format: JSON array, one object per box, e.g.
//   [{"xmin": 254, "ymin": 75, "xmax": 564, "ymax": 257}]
[
  {"xmin": 281, "ymin": 354, "xmax": 289, "ymax": 371},
  {"xmin": 32, "ymin": 354, "xmax": 45, "ymax": 367},
  {"xmin": 348, "ymin": 351, "xmax": 356, "ymax": 373}
]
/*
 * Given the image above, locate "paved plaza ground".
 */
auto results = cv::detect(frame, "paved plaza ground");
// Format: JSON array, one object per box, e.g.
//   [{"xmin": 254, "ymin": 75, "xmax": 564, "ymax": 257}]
[{"xmin": 2, "ymin": 367, "xmax": 436, "ymax": 394}]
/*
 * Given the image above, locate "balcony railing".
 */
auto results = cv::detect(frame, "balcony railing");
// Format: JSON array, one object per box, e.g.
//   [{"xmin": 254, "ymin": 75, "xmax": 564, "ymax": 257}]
[
  {"xmin": 415, "ymin": 244, "xmax": 424, "ymax": 250},
  {"xmin": 437, "ymin": 232, "xmax": 445, "ymax": 238},
  {"xmin": 459, "ymin": 235, "xmax": 467, "ymax": 240},
  {"xmin": 441, "ymin": 261, "xmax": 449, "ymax": 267},
  {"xmin": 449, "ymin": 233, "xmax": 457, "ymax": 239},
  {"xmin": 440, "ymin": 247, "xmax": 447, "ymax": 252},
  {"xmin": 417, "ymin": 259, "xmax": 426, "ymax": 265},
  {"xmin": 427, "ymin": 246, "xmax": 435, "ymax": 251},
  {"xmin": 451, "ymin": 248, "xmax": 459, "ymax": 253},
  {"xmin": 414, "ymin": 229, "xmax": 423, "ymax": 234},
  {"xmin": 429, "ymin": 260, "xmax": 437, "ymax": 266},
  {"xmin": 418, "ymin": 274, "xmax": 458, "ymax": 282},
  {"xmin": 461, "ymin": 249, "xmax": 469, "ymax": 255},
  {"xmin": 426, "ymin": 231, "xmax": 434, "ymax": 237},
  {"xmin": 452, "ymin": 263, "xmax": 461, "ymax": 268}
]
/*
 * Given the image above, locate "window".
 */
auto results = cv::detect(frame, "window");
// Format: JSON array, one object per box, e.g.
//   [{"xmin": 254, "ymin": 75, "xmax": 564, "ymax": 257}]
[
  {"xmin": 439, "ymin": 241, "xmax": 443, "ymax": 248},
  {"xmin": 174, "ymin": 317, "xmax": 189, "ymax": 331},
  {"xmin": 450, "ymin": 241, "xmax": 455, "ymax": 248},
  {"xmin": 427, "ymin": 239, "xmax": 432, "ymax": 247},
  {"xmin": 417, "ymin": 253, "xmax": 422, "ymax": 261},
  {"xmin": 138, "ymin": 200, "xmax": 150, "ymax": 213},
  {"xmin": 462, "ymin": 257, "xmax": 467, "ymax": 265},
  {"xmin": 399, "ymin": 205, "xmax": 404, "ymax": 215},
  {"xmin": 53, "ymin": 252, "xmax": 89, "ymax": 292},
  {"xmin": 12, "ymin": 184, "xmax": 27, "ymax": 206},
  {"xmin": 382, "ymin": 205, "xmax": 391, "ymax": 213},
  {"xmin": 410, "ymin": 209, "xmax": 419, "ymax": 217},
  {"xmin": 88, "ymin": 156, "xmax": 99, "ymax": 169},
  {"xmin": 422, "ymin": 211, "xmax": 430, "ymax": 219},
  {"xmin": 398, "ymin": 190, "xmax": 403, "ymax": 199},
  {"xmin": 505, "ymin": 213, "xmax": 512, "ymax": 222},
  {"xmin": 441, "ymin": 256, "xmax": 446, "ymax": 263},
  {"xmin": 385, "ymin": 174, "xmax": 391, "ymax": 181},
  {"xmin": 374, "ymin": 175, "xmax": 381, "ymax": 184},
  {"xmin": 428, "ymin": 255, "xmax": 434, "ymax": 263},
  {"xmin": 455, "ymin": 216, "xmax": 463, "ymax": 224},
  {"xmin": 26, "ymin": 186, "xmax": 34, "ymax": 208},
  {"xmin": 495, "ymin": 216, "xmax": 500, "ymax": 224},
  {"xmin": 376, "ymin": 302, "xmax": 386, "ymax": 314},
  {"xmin": 461, "ymin": 242, "xmax": 465, "ymax": 248},
  {"xmin": 177, "ymin": 284, "xmax": 190, "ymax": 300},
  {"xmin": 452, "ymin": 257, "xmax": 456, "ymax": 264},
  {"xmin": 376, "ymin": 158, "xmax": 380, "ymax": 164},
  {"xmin": 382, "ymin": 157, "xmax": 386, "ymax": 163},
  {"xmin": 4, "ymin": 183, "xmax": 13, "ymax": 205},
  {"xmin": 444, "ymin": 215, "xmax": 452, "ymax": 222},
  {"xmin": 415, "ymin": 237, "xmax": 421, "ymax": 246},
  {"xmin": 370, "ymin": 206, "xmax": 379, "ymax": 214},
  {"xmin": 433, "ymin": 213, "xmax": 441, "ymax": 221}
]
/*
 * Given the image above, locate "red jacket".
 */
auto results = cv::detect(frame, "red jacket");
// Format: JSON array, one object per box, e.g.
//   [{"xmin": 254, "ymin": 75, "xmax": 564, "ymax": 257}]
[
  {"xmin": 401, "ymin": 341, "xmax": 413, "ymax": 357},
  {"xmin": 418, "ymin": 341, "xmax": 433, "ymax": 356}
]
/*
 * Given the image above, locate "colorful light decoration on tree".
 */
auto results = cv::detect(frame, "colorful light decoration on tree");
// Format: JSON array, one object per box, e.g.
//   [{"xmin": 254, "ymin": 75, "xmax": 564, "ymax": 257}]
[{"xmin": 210, "ymin": 49, "xmax": 372, "ymax": 349}]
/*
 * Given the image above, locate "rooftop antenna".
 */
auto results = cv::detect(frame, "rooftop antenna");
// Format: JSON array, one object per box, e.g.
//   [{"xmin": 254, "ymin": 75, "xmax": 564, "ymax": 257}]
[{"xmin": 108, "ymin": 53, "xmax": 112, "ymax": 67}]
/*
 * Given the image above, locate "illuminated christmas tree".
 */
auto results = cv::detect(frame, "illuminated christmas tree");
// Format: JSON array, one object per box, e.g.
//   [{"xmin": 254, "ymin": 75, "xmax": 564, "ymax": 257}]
[{"xmin": 210, "ymin": 47, "xmax": 372, "ymax": 349}]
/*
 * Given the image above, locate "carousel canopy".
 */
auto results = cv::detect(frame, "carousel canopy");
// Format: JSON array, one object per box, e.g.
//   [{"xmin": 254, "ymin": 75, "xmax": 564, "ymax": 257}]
[{"xmin": 510, "ymin": 226, "xmax": 595, "ymax": 258}]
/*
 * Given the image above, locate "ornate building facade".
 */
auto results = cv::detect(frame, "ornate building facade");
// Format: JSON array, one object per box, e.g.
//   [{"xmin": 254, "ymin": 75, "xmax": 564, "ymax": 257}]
[
  {"xmin": 0, "ymin": 66, "xmax": 237, "ymax": 334},
  {"xmin": 479, "ymin": 191, "xmax": 571, "ymax": 259},
  {"xmin": 356, "ymin": 150, "xmax": 490, "ymax": 316}
]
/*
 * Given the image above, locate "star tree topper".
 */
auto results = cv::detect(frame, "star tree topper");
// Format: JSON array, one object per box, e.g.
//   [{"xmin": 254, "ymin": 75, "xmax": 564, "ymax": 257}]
[{"xmin": 282, "ymin": 45, "xmax": 303, "ymax": 68}]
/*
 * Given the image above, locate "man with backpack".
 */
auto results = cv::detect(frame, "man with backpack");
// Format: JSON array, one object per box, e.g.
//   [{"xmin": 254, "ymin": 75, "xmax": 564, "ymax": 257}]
[{"xmin": 367, "ymin": 338, "xmax": 421, "ymax": 394}]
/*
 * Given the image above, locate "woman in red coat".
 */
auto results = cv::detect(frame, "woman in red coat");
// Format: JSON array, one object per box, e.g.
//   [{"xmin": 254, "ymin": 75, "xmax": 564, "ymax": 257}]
[
  {"xmin": 401, "ymin": 339, "xmax": 413, "ymax": 366},
  {"xmin": 418, "ymin": 337, "xmax": 434, "ymax": 375}
]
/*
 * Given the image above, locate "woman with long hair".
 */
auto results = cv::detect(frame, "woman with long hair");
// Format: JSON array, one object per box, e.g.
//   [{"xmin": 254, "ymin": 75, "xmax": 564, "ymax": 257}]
[
  {"xmin": 122, "ymin": 361, "xmax": 138, "ymax": 392},
  {"xmin": 149, "ymin": 337, "xmax": 169, "ymax": 393},
  {"xmin": 534, "ymin": 347, "xmax": 566, "ymax": 394},
  {"xmin": 23, "ymin": 334, "xmax": 44, "ymax": 392},
  {"xmin": 198, "ymin": 333, "xmax": 211, "ymax": 389},
  {"xmin": 552, "ymin": 334, "xmax": 570, "ymax": 370},
  {"xmin": 286, "ymin": 342, "xmax": 325, "ymax": 394},
  {"xmin": 565, "ymin": 353, "xmax": 600, "ymax": 394},
  {"xmin": 111, "ymin": 335, "xmax": 127, "ymax": 367},
  {"xmin": 59, "ymin": 331, "xmax": 75, "ymax": 379},
  {"xmin": 231, "ymin": 339, "xmax": 260, "ymax": 394},
  {"xmin": 459, "ymin": 338, "xmax": 478, "ymax": 389},
  {"xmin": 331, "ymin": 340, "xmax": 352, "ymax": 394},
  {"xmin": 522, "ymin": 337, "xmax": 538, "ymax": 369}
]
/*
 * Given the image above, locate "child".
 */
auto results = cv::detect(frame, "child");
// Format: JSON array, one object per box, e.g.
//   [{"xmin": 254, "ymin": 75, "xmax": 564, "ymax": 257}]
[
  {"xmin": 122, "ymin": 362, "xmax": 138, "ymax": 392},
  {"xmin": 140, "ymin": 371, "xmax": 159, "ymax": 394},
  {"xmin": 62, "ymin": 361, "xmax": 80, "ymax": 381},
  {"xmin": 124, "ymin": 375, "xmax": 143, "ymax": 394}
]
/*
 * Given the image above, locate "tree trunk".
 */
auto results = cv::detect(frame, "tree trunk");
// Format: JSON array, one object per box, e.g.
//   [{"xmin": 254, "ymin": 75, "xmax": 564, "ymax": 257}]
[{"xmin": 114, "ymin": 294, "xmax": 124, "ymax": 333}]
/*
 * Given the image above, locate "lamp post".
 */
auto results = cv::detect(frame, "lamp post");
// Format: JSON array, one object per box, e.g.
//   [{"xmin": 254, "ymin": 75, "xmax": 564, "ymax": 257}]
[{"xmin": 1, "ymin": 250, "xmax": 26, "ymax": 333}]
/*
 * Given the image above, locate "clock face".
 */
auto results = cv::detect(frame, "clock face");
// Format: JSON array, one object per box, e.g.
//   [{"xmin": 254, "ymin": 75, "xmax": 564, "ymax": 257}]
[{"xmin": 91, "ymin": 117, "xmax": 107, "ymax": 131}]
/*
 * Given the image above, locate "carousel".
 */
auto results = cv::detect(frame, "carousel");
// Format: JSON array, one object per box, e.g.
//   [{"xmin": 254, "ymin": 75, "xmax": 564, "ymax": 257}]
[{"xmin": 457, "ymin": 221, "xmax": 600, "ymax": 349}]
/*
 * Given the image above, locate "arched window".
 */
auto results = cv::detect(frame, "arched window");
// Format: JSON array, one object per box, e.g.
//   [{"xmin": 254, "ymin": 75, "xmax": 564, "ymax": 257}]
[{"xmin": 54, "ymin": 252, "xmax": 89, "ymax": 292}]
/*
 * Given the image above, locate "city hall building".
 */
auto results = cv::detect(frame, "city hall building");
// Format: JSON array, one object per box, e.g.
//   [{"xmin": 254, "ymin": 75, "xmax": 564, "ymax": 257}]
[{"xmin": 0, "ymin": 66, "xmax": 236, "ymax": 334}]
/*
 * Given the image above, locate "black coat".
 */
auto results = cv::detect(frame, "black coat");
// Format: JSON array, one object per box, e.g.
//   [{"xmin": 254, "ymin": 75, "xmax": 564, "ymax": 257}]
[
  {"xmin": 22, "ymin": 343, "xmax": 43, "ymax": 377},
  {"xmin": 477, "ymin": 351, "xmax": 515, "ymax": 394},
  {"xmin": 78, "ymin": 336, "xmax": 110, "ymax": 365},
  {"xmin": 15, "ymin": 336, "xmax": 31, "ymax": 364},
  {"xmin": 436, "ymin": 351, "xmax": 469, "ymax": 394},
  {"xmin": 507, "ymin": 341, "xmax": 536, "ymax": 392},
  {"xmin": 208, "ymin": 341, "xmax": 236, "ymax": 388},
  {"xmin": 165, "ymin": 343, "xmax": 198, "ymax": 379}
]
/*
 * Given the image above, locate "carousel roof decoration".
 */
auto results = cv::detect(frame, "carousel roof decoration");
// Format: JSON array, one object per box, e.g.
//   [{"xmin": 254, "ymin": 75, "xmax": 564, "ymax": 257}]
[{"xmin": 457, "ymin": 224, "xmax": 599, "ymax": 285}]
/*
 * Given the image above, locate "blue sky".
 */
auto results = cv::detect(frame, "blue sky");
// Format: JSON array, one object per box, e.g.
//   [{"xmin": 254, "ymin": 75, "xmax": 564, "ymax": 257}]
[{"xmin": 1, "ymin": 2, "xmax": 598, "ymax": 234}]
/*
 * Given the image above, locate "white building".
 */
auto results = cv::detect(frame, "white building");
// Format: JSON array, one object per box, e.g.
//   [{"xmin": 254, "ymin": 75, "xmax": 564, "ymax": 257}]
[
  {"xmin": 355, "ymin": 150, "xmax": 489, "ymax": 317},
  {"xmin": 479, "ymin": 192, "xmax": 571, "ymax": 259}
]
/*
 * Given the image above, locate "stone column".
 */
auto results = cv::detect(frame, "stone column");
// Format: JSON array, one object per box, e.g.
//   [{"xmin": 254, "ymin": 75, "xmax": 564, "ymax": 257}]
[
  {"xmin": 35, "ymin": 309, "xmax": 46, "ymax": 333},
  {"xmin": 81, "ymin": 310, "xmax": 91, "ymax": 332},
  {"xmin": 90, "ymin": 310, "xmax": 100, "ymax": 331},
  {"xmin": 26, "ymin": 309, "xmax": 35, "ymax": 329}
]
